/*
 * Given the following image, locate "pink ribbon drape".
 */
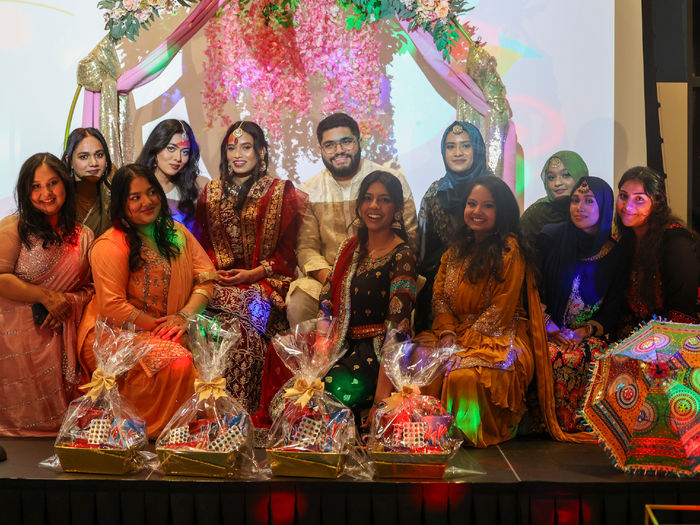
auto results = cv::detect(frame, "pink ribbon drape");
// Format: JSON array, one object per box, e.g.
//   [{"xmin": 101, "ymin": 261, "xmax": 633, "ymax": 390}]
[
  {"xmin": 396, "ymin": 18, "xmax": 517, "ymax": 191},
  {"xmin": 82, "ymin": 0, "xmax": 227, "ymax": 128}
]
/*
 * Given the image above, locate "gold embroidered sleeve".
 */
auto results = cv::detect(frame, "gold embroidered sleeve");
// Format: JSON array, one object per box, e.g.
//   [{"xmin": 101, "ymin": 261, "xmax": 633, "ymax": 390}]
[{"xmin": 195, "ymin": 271, "xmax": 218, "ymax": 284}]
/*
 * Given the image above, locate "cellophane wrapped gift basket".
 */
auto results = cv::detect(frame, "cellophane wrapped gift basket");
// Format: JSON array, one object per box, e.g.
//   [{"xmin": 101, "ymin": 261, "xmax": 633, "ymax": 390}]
[
  {"xmin": 368, "ymin": 338, "xmax": 461, "ymax": 478},
  {"xmin": 266, "ymin": 318, "xmax": 373, "ymax": 479},
  {"xmin": 155, "ymin": 314, "xmax": 259, "ymax": 479},
  {"xmin": 52, "ymin": 318, "xmax": 152, "ymax": 474}
]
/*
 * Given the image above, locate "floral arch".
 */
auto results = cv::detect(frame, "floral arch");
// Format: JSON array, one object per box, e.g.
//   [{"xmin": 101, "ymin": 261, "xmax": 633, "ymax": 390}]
[{"xmin": 74, "ymin": 0, "xmax": 516, "ymax": 188}]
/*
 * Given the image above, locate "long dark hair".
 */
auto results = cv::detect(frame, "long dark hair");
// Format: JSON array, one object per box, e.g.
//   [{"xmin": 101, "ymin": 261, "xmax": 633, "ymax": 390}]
[
  {"xmin": 135, "ymin": 119, "xmax": 200, "ymax": 223},
  {"xmin": 110, "ymin": 164, "xmax": 181, "ymax": 271},
  {"xmin": 62, "ymin": 127, "xmax": 113, "ymax": 187},
  {"xmin": 354, "ymin": 170, "xmax": 407, "ymax": 252},
  {"xmin": 615, "ymin": 166, "xmax": 699, "ymax": 309},
  {"xmin": 455, "ymin": 175, "xmax": 527, "ymax": 284},
  {"xmin": 218, "ymin": 121, "xmax": 270, "ymax": 211},
  {"xmin": 15, "ymin": 153, "xmax": 79, "ymax": 249}
]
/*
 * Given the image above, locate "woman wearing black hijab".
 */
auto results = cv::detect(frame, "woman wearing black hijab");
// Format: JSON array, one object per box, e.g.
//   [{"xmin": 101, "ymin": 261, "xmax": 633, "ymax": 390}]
[{"xmin": 535, "ymin": 176, "xmax": 628, "ymax": 432}]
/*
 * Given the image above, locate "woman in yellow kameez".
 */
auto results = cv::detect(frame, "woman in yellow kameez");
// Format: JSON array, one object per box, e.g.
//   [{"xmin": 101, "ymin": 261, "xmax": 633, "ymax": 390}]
[{"xmin": 418, "ymin": 176, "xmax": 592, "ymax": 447}]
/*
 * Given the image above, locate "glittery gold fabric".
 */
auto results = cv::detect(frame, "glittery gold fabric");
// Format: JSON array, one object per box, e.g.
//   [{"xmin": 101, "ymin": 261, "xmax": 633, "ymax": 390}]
[
  {"xmin": 457, "ymin": 44, "xmax": 512, "ymax": 179},
  {"xmin": 76, "ymin": 36, "xmax": 133, "ymax": 167}
]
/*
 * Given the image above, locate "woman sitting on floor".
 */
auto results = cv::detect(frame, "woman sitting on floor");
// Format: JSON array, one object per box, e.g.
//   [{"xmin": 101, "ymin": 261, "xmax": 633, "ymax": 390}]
[
  {"xmin": 536, "ymin": 176, "xmax": 628, "ymax": 432},
  {"xmin": 62, "ymin": 127, "xmax": 114, "ymax": 237},
  {"xmin": 77, "ymin": 164, "xmax": 216, "ymax": 437},
  {"xmin": 0, "ymin": 153, "xmax": 94, "ymax": 436},
  {"xmin": 193, "ymin": 121, "xmax": 306, "ymax": 414},
  {"xmin": 316, "ymin": 170, "xmax": 417, "ymax": 427},
  {"xmin": 417, "ymin": 176, "xmax": 553, "ymax": 448},
  {"xmin": 614, "ymin": 166, "xmax": 700, "ymax": 336}
]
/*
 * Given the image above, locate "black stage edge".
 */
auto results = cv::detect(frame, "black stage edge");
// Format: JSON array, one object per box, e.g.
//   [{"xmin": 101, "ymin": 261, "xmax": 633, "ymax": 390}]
[{"xmin": 2, "ymin": 437, "xmax": 700, "ymax": 525}]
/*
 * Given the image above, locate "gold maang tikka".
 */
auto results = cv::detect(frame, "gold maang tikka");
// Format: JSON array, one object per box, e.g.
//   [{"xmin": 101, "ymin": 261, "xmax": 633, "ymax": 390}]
[{"xmin": 452, "ymin": 124, "xmax": 464, "ymax": 135}]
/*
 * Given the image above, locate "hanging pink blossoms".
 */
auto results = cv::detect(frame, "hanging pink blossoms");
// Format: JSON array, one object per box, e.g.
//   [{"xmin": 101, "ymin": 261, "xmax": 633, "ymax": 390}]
[{"xmin": 202, "ymin": 1, "xmax": 390, "ymax": 147}]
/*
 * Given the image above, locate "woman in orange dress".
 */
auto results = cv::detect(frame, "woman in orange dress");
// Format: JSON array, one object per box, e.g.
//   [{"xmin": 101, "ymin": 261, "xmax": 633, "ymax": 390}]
[
  {"xmin": 77, "ymin": 164, "xmax": 216, "ymax": 437},
  {"xmin": 0, "ymin": 153, "xmax": 93, "ymax": 436}
]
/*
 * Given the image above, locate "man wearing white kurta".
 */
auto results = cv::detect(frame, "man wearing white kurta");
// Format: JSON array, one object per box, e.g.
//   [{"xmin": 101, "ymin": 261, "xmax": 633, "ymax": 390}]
[{"xmin": 286, "ymin": 113, "xmax": 419, "ymax": 326}]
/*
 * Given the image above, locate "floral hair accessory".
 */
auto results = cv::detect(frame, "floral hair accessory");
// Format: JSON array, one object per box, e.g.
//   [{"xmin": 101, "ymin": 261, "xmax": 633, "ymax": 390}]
[
  {"xmin": 549, "ymin": 157, "xmax": 562, "ymax": 168},
  {"xmin": 451, "ymin": 124, "xmax": 464, "ymax": 135}
]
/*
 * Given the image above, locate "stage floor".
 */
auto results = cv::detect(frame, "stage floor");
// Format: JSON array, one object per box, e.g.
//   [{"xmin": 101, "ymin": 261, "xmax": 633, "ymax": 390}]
[
  {"xmin": 4, "ymin": 437, "xmax": 700, "ymax": 525},
  {"xmin": 0, "ymin": 435, "xmax": 692, "ymax": 484}
]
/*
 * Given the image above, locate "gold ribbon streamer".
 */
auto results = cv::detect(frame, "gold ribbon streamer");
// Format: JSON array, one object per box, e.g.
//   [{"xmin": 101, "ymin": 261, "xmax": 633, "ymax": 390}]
[
  {"xmin": 80, "ymin": 368, "xmax": 117, "ymax": 401},
  {"xmin": 282, "ymin": 378, "xmax": 325, "ymax": 408},
  {"xmin": 76, "ymin": 36, "xmax": 133, "ymax": 168},
  {"xmin": 384, "ymin": 384, "xmax": 420, "ymax": 412},
  {"xmin": 194, "ymin": 376, "xmax": 228, "ymax": 403}
]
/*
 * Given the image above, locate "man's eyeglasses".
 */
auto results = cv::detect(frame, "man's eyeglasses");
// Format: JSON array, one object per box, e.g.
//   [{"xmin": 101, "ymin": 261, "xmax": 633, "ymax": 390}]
[{"xmin": 321, "ymin": 137, "xmax": 357, "ymax": 154}]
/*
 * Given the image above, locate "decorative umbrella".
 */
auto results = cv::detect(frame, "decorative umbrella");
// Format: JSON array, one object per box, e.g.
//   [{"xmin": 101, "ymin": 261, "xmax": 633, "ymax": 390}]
[{"xmin": 582, "ymin": 319, "xmax": 700, "ymax": 476}]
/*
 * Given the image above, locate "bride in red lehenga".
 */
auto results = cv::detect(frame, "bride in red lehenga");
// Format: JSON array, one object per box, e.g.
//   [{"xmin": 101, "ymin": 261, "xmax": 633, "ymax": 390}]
[{"xmin": 194, "ymin": 121, "xmax": 306, "ymax": 413}]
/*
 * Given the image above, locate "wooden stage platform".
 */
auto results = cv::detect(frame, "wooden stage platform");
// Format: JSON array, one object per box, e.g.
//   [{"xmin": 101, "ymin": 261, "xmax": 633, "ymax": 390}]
[{"xmin": 1, "ymin": 436, "xmax": 699, "ymax": 525}]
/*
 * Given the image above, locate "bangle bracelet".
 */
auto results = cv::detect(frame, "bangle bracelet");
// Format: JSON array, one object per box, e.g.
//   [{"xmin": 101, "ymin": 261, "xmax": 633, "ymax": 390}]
[
  {"xmin": 439, "ymin": 330, "xmax": 456, "ymax": 339},
  {"xmin": 175, "ymin": 310, "xmax": 189, "ymax": 322}
]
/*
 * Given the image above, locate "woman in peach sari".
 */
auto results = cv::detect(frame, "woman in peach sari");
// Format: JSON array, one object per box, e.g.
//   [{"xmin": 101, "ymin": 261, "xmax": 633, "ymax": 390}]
[
  {"xmin": 77, "ymin": 164, "xmax": 216, "ymax": 437},
  {"xmin": 0, "ymin": 153, "xmax": 93, "ymax": 436}
]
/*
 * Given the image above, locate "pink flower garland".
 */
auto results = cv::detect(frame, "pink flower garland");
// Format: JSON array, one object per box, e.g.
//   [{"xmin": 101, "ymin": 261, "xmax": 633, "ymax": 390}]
[{"xmin": 202, "ymin": 0, "xmax": 394, "ymax": 157}]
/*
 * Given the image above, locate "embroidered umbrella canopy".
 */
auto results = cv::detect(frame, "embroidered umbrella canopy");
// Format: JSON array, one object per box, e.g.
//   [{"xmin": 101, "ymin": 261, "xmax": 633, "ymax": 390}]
[{"xmin": 582, "ymin": 319, "xmax": 700, "ymax": 476}]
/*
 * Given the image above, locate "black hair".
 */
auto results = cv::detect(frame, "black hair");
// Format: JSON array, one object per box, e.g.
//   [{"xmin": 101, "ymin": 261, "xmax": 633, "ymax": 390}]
[
  {"xmin": 62, "ymin": 127, "xmax": 113, "ymax": 187},
  {"xmin": 615, "ymin": 166, "xmax": 699, "ymax": 310},
  {"xmin": 218, "ymin": 121, "xmax": 269, "ymax": 211},
  {"xmin": 135, "ymin": 119, "xmax": 200, "ymax": 223},
  {"xmin": 110, "ymin": 163, "xmax": 181, "ymax": 272},
  {"xmin": 316, "ymin": 112, "xmax": 360, "ymax": 144},
  {"xmin": 455, "ymin": 175, "xmax": 531, "ymax": 284},
  {"xmin": 15, "ymin": 153, "xmax": 79, "ymax": 249},
  {"xmin": 354, "ymin": 170, "xmax": 407, "ymax": 251}
]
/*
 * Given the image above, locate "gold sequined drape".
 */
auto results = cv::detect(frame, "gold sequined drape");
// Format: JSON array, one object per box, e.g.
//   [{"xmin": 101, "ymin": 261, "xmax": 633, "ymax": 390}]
[
  {"xmin": 76, "ymin": 36, "xmax": 134, "ymax": 168},
  {"xmin": 457, "ymin": 44, "xmax": 512, "ymax": 179}
]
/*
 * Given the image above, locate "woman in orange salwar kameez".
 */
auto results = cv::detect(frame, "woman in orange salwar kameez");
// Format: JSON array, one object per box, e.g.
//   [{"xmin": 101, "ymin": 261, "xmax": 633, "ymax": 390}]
[
  {"xmin": 0, "ymin": 153, "xmax": 93, "ymax": 436},
  {"xmin": 77, "ymin": 164, "xmax": 216, "ymax": 437}
]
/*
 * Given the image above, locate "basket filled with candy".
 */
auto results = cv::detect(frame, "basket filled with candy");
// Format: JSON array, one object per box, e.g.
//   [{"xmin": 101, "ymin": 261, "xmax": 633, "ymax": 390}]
[
  {"xmin": 265, "ymin": 319, "xmax": 370, "ymax": 479},
  {"xmin": 54, "ymin": 319, "xmax": 151, "ymax": 474},
  {"xmin": 368, "ymin": 338, "xmax": 460, "ymax": 478},
  {"xmin": 155, "ymin": 314, "xmax": 256, "ymax": 478}
]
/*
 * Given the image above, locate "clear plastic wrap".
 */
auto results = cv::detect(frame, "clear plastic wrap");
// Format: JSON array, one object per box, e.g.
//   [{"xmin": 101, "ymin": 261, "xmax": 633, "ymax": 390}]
[
  {"xmin": 49, "ymin": 318, "xmax": 153, "ymax": 474},
  {"xmin": 154, "ymin": 314, "xmax": 260, "ymax": 479},
  {"xmin": 368, "ymin": 337, "xmax": 462, "ymax": 478},
  {"xmin": 266, "ymin": 318, "xmax": 373, "ymax": 479}
]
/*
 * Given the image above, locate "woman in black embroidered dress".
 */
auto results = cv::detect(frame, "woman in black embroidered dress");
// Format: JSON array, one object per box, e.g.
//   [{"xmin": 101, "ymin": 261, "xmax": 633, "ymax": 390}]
[
  {"xmin": 614, "ymin": 167, "xmax": 700, "ymax": 336},
  {"xmin": 318, "ymin": 170, "xmax": 417, "ymax": 426}
]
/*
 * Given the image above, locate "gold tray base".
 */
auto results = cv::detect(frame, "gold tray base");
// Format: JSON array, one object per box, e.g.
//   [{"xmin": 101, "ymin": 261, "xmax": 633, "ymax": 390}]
[
  {"xmin": 267, "ymin": 449, "xmax": 344, "ymax": 478},
  {"xmin": 55, "ymin": 445, "xmax": 138, "ymax": 475},
  {"xmin": 156, "ymin": 447, "xmax": 242, "ymax": 478},
  {"xmin": 372, "ymin": 451, "xmax": 450, "ymax": 479}
]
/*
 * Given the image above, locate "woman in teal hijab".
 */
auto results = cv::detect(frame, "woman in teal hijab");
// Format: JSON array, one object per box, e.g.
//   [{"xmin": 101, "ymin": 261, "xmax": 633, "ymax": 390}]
[
  {"xmin": 520, "ymin": 151, "xmax": 588, "ymax": 241},
  {"xmin": 415, "ymin": 121, "xmax": 490, "ymax": 332}
]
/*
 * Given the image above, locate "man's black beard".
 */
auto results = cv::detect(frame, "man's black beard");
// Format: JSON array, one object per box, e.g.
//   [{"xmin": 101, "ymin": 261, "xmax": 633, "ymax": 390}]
[{"xmin": 322, "ymin": 150, "xmax": 361, "ymax": 180}]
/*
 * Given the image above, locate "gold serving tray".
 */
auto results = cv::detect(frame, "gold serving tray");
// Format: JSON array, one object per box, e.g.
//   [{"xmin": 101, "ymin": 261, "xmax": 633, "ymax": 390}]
[
  {"xmin": 371, "ymin": 451, "xmax": 451, "ymax": 479},
  {"xmin": 267, "ymin": 449, "xmax": 345, "ymax": 478},
  {"xmin": 156, "ymin": 447, "xmax": 242, "ymax": 478},
  {"xmin": 55, "ymin": 444, "xmax": 138, "ymax": 475}
]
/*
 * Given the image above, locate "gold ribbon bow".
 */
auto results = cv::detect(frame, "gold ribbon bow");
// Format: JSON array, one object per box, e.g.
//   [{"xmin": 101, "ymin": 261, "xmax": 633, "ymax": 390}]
[
  {"xmin": 194, "ymin": 376, "xmax": 228, "ymax": 403},
  {"xmin": 282, "ymin": 378, "xmax": 325, "ymax": 408},
  {"xmin": 384, "ymin": 384, "xmax": 421, "ymax": 412},
  {"xmin": 79, "ymin": 368, "xmax": 117, "ymax": 401}
]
